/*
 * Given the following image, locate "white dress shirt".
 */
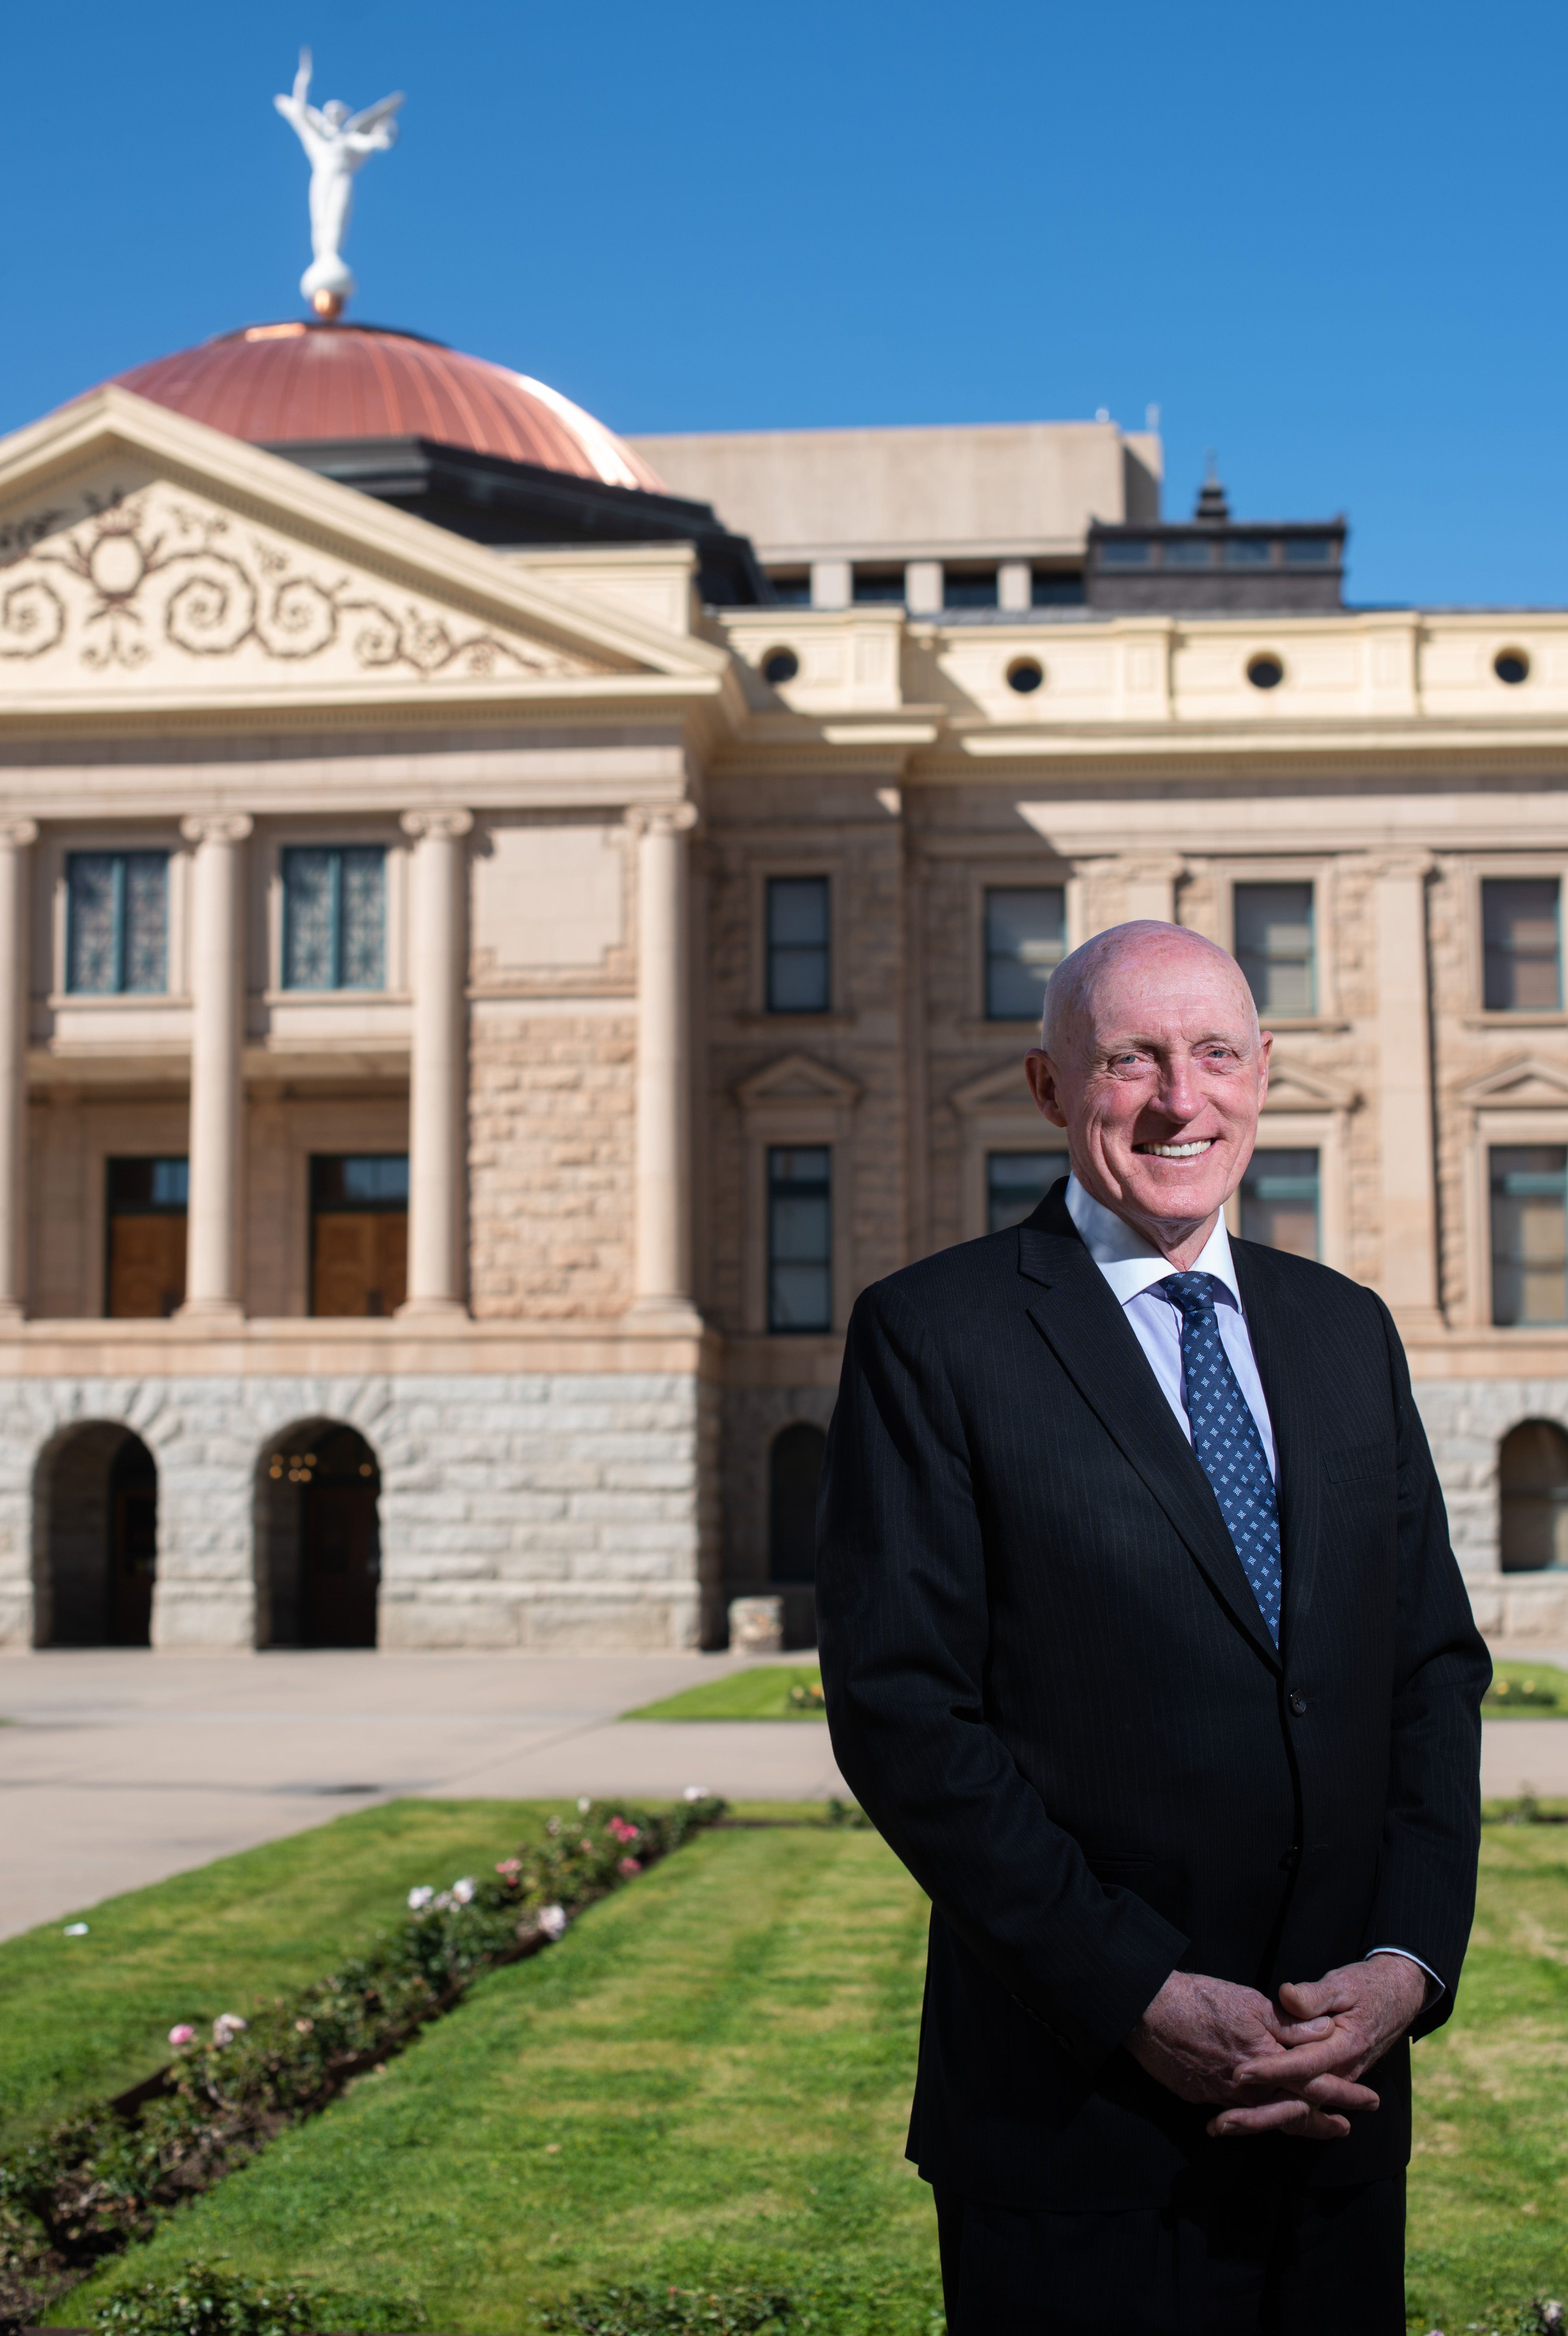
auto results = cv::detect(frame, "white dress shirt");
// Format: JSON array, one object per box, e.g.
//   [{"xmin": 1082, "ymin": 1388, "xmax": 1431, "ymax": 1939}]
[{"xmin": 1062, "ymin": 1173, "xmax": 1440, "ymax": 2003}]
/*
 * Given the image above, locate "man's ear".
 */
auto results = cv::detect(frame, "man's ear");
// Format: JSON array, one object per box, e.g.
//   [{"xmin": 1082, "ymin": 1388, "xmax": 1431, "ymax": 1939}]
[{"xmin": 1025, "ymin": 1049, "xmax": 1070, "ymax": 1130}]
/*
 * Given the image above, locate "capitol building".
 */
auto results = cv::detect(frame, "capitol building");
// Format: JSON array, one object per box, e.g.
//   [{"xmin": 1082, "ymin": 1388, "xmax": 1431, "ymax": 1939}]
[{"xmin": 1, "ymin": 307, "xmax": 1566, "ymax": 1654}]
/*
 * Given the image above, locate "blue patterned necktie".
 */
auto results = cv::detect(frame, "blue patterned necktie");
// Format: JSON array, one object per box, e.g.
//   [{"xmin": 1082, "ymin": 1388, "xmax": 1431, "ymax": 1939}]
[{"xmin": 1161, "ymin": 1271, "xmax": 1283, "ymax": 1645}]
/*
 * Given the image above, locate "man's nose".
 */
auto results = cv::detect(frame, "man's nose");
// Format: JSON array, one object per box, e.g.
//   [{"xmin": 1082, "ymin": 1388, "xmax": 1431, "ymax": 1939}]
[{"xmin": 1154, "ymin": 1062, "xmax": 1203, "ymax": 1121}]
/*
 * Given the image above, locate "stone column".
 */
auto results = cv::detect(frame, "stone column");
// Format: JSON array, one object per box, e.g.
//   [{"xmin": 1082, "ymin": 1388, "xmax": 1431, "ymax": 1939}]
[
  {"xmin": 0, "ymin": 821, "xmax": 38, "ymax": 1322},
  {"xmin": 629, "ymin": 803, "xmax": 698, "ymax": 1314},
  {"xmin": 1371, "ymin": 854, "xmax": 1442, "ymax": 1327},
  {"xmin": 399, "ymin": 809, "xmax": 473, "ymax": 1317},
  {"xmin": 1123, "ymin": 856, "xmax": 1185, "ymax": 925},
  {"xmin": 179, "ymin": 815, "xmax": 252, "ymax": 1319}
]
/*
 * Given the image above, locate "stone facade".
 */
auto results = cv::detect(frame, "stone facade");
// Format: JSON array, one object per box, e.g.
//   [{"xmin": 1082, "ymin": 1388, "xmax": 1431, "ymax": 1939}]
[
  {"xmin": 2, "ymin": 1366, "xmax": 712, "ymax": 1653},
  {"xmin": 1, "ymin": 384, "xmax": 1567, "ymax": 1653}
]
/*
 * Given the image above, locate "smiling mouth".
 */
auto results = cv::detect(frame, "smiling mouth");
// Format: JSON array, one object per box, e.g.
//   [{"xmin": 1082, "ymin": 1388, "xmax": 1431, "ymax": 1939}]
[{"xmin": 1134, "ymin": 1139, "xmax": 1215, "ymax": 1159}]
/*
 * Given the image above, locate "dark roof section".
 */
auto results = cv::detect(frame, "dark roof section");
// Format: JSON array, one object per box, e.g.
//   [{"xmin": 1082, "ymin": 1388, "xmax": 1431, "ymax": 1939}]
[
  {"xmin": 265, "ymin": 435, "xmax": 770, "ymax": 608},
  {"xmin": 1087, "ymin": 518, "xmax": 1347, "ymax": 614}
]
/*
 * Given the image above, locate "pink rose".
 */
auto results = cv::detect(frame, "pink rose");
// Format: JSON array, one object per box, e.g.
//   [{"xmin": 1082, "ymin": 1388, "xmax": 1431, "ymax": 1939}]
[
  {"xmin": 168, "ymin": 2024, "xmax": 196, "ymax": 2048},
  {"xmin": 618, "ymin": 1855, "xmax": 642, "ymax": 1876}
]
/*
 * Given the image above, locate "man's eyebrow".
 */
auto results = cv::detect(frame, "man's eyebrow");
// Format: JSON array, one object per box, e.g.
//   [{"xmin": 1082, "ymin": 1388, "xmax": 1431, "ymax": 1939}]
[{"xmin": 1091, "ymin": 1027, "xmax": 1250, "ymax": 1053}]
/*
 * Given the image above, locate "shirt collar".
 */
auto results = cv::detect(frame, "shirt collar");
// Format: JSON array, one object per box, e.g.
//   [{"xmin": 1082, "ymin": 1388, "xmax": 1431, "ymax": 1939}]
[{"xmin": 1064, "ymin": 1173, "xmax": 1242, "ymax": 1311}]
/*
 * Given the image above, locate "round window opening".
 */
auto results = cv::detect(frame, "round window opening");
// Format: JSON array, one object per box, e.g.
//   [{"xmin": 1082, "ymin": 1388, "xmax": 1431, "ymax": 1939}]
[
  {"xmin": 1006, "ymin": 658, "xmax": 1045, "ymax": 695},
  {"xmin": 1495, "ymin": 648, "xmax": 1531, "ymax": 686},
  {"xmin": 1246, "ymin": 652, "xmax": 1285, "ymax": 691},
  {"xmin": 762, "ymin": 647, "xmax": 799, "ymax": 686}
]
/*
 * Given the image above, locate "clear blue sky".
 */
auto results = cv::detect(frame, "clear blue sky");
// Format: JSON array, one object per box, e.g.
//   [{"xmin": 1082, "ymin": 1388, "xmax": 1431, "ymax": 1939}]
[{"xmin": 2, "ymin": 0, "xmax": 1561, "ymax": 608}]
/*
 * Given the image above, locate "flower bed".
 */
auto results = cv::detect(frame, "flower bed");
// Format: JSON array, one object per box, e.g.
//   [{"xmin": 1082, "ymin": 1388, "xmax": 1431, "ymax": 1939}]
[{"xmin": 0, "ymin": 1797, "xmax": 725, "ymax": 2330}]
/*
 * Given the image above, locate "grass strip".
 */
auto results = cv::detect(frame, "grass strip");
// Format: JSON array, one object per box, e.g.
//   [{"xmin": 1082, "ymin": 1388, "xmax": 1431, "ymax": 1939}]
[
  {"xmin": 0, "ymin": 1800, "xmax": 582, "ymax": 2149},
  {"xmin": 623, "ymin": 1668, "xmax": 826, "ymax": 1722},
  {"xmin": 1406, "ymin": 1824, "xmax": 1568, "ymax": 2327},
  {"xmin": 3, "ymin": 1799, "xmax": 723, "ymax": 2327},
  {"xmin": 62, "ymin": 1825, "xmax": 941, "ymax": 2334},
  {"xmin": 1483, "ymin": 1661, "xmax": 1568, "ymax": 1715}
]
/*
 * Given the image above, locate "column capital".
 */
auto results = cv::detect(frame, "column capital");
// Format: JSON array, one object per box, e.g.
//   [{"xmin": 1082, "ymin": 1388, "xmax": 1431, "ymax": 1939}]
[
  {"xmin": 180, "ymin": 813, "xmax": 254, "ymax": 846},
  {"xmin": 401, "ymin": 807, "xmax": 474, "ymax": 842},
  {"xmin": 1361, "ymin": 851, "xmax": 1434, "ymax": 881},
  {"xmin": 0, "ymin": 821, "xmax": 38, "ymax": 850},
  {"xmin": 624, "ymin": 801, "xmax": 700, "ymax": 840}
]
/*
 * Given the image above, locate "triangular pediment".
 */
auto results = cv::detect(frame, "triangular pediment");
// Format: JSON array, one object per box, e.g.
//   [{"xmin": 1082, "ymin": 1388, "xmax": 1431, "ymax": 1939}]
[
  {"xmin": 733, "ymin": 1052, "xmax": 863, "ymax": 1110},
  {"xmin": 0, "ymin": 387, "xmax": 728, "ymax": 717},
  {"xmin": 1262, "ymin": 1057, "xmax": 1360, "ymax": 1111},
  {"xmin": 950, "ymin": 1059, "xmax": 1037, "ymax": 1112},
  {"xmin": 1455, "ymin": 1055, "xmax": 1568, "ymax": 1108}
]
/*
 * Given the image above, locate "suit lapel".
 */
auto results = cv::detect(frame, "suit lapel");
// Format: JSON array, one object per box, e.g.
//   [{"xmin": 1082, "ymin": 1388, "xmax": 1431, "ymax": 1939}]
[
  {"xmin": 1230, "ymin": 1239, "xmax": 1322, "ymax": 1655},
  {"xmin": 1017, "ymin": 1195, "xmax": 1282, "ymax": 1672}
]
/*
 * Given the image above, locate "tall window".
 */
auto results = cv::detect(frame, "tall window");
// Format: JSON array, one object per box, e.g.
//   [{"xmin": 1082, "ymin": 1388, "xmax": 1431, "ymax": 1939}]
[
  {"xmin": 1491, "ymin": 1146, "xmax": 1568, "ymax": 1326},
  {"xmin": 283, "ymin": 847, "xmax": 386, "ymax": 991},
  {"xmin": 67, "ymin": 852, "xmax": 169, "ymax": 995},
  {"xmin": 106, "ymin": 1157, "xmax": 187, "ymax": 1318},
  {"xmin": 767, "ymin": 1147, "xmax": 831, "ymax": 1332},
  {"xmin": 987, "ymin": 1150, "xmax": 1068, "ymax": 1232},
  {"xmin": 311, "ymin": 1155, "xmax": 409, "ymax": 1317},
  {"xmin": 1239, "ymin": 1149, "xmax": 1320, "ymax": 1260},
  {"xmin": 1234, "ymin": 883, "xmax": 1315, "ymax": 1016},
  {"xmin": 985, "ymin": 887, "xmax": 1066, "ymax": 1020},
  {"xmin": 1483, "ymin": 878, "xmax": 1562, "ymax": 1011},
  {"xmin": 766, "ymin": 877, "xmax": 830, "ymax": 1013}
]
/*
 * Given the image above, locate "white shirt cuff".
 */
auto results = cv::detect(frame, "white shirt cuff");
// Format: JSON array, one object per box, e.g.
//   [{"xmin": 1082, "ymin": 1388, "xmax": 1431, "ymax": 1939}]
[{"xmin": 1367, "ymin": 1946, "xmax": 1444, "ymax": 2009}]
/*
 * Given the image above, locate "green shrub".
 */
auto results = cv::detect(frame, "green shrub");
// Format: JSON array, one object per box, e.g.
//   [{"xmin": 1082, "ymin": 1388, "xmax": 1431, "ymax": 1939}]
[{"xmin": 89, "ymin": 2256, "xmax": 424, "ymax": 2336}]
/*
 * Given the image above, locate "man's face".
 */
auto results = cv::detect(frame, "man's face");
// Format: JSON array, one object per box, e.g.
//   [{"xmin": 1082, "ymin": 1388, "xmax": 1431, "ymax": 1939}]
[{"xmin": 1025, "ymin": 938, "xmax": 1271, "ymax": 1246}]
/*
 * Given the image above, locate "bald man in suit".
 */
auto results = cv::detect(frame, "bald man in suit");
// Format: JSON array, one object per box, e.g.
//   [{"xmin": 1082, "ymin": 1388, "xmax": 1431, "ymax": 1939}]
[{"xmin": 817, "ymin": 921, "xmax": 1487, "ymax": 2335}]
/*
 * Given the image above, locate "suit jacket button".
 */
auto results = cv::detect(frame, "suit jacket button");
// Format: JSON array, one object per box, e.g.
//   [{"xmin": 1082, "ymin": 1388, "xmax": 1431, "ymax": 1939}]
[{"xmin": 1289, "ymin": 1690, "xmax": 1308, "ymax": 1716}]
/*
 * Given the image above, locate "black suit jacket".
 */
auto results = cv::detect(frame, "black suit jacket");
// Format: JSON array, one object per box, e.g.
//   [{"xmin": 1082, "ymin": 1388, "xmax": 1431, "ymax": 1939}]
[{"xmin": 816, "ymin": 1181, "xmax": 1489, "ymax": 2211}]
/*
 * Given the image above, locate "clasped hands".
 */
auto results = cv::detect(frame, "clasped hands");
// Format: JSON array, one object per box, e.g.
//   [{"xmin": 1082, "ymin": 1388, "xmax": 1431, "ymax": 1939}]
[{"xmin": 1127, "ymin": 1957, "xmax": 1429, "ymax": 2141}]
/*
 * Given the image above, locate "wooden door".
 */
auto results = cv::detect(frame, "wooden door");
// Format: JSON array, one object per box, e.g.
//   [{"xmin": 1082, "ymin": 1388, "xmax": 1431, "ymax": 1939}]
[
  {"xmin": 108, "ymin": 1216, "xmax": 186, "ymax": 1318},
  {"xmin": 312, "ymin": 1213, "xmax": 408, "ymax": 1316}
]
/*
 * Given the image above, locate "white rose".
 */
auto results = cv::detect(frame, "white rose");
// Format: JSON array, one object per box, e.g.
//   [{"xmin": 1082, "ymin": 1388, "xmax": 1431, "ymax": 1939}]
[
  {"xmin": 537, "ymin": 1904, "xmax": 568, "ymax": 1941},
  {"xmin": 407, "ymin": 1885, "xmax": 435, "ymax": 1911}
]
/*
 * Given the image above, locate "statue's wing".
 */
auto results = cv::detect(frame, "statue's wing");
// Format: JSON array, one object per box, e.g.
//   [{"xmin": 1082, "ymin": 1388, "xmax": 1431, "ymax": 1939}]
[{"xmin": 345, "ymin": 91, "xmax": 405, "ymax": 134}]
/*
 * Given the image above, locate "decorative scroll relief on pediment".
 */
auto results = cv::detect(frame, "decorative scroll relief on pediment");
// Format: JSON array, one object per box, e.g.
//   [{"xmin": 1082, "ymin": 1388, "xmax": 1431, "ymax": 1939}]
[{"xmin": 0, "ymin": 480, "xmax": 605, "ymax": 688}]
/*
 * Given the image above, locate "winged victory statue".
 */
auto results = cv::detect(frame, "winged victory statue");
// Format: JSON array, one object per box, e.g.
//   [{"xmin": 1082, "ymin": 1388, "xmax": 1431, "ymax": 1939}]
[{"xmin": 275, "ymin": 49, "xmax": 404, "ymax": 317}]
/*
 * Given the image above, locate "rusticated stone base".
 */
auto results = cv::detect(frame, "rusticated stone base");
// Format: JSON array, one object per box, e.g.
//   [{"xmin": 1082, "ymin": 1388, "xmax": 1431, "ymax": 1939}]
[
  {"xmin": 0, "ymin": 1368, "xmax": 713, "ymax": 1653},
  {"xmin": 1414, "ymin": 1376, "xmax": 1568, "ymax": 1638}
]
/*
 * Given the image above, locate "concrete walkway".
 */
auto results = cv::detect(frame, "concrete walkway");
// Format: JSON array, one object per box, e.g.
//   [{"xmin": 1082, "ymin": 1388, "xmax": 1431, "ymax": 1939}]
[
  {"xmin": 1, "ymin": 1648, "xmax": 1563, "ymax": 1942},
  {"xmin": 0, "ymin": 1650, "xmax": 848, "ymax": 1940}
]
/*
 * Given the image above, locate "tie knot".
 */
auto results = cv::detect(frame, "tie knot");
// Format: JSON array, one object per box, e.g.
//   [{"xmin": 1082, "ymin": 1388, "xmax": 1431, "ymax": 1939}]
[{"xmin": 1163, "ymin": 1270, "xmax": 1225, "ymax": 1319}]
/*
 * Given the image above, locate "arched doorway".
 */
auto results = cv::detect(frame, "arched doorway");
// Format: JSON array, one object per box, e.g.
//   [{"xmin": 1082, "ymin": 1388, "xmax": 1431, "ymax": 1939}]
[
  {"xmin": 769, "ymin": 1422, "xmax": 826, "ymax": 1586},
  {"xmin": 257, "ymin": 1421, "xmax": 381, "ymax": 1647},
  {"xmin": 1500, "ymin": 1419, "xmax": 1568, "ymax": 1572},
  {"xmin": 34, "ymin": 1423, "xmax": 158, "ymax": 1646}
]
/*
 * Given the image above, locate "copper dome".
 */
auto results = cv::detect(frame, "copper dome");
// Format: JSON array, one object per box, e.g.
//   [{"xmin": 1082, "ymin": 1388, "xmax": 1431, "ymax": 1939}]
[{"xmin": 108, "ymin": 322, "xmax": 666, "ymax": 494}]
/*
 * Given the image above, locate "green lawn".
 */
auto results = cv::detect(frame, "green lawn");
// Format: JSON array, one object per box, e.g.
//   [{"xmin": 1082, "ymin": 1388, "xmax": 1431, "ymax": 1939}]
[
  {"xmin": 59, "ymin": 1819, "xmax": 940, "ymax": 2333},
  {"xmin": 1483, "ymin": 1660, "xmax": 1568, "ymax": 1714},
  {"xmin": 0, "ymin": 1799, "xmax": 577, "ymax": 2147},
  {"xmin": 623, "ymin": 1665, "xmax": 826, "ymax": 1720},
  {"xmin": 1405, "ymin": 1823, "xmax": 1568, "ymax": 2326},
  {"xmin": 11, "ymin": 1802, "xmax": 1568, "ymax": 2331}
]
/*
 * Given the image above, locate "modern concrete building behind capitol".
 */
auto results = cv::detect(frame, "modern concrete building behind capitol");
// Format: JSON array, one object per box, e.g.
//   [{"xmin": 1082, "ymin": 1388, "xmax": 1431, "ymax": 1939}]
[{"xmin": 1, "ymin": 313, "xmax": 1566, "ymax": 1658}]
